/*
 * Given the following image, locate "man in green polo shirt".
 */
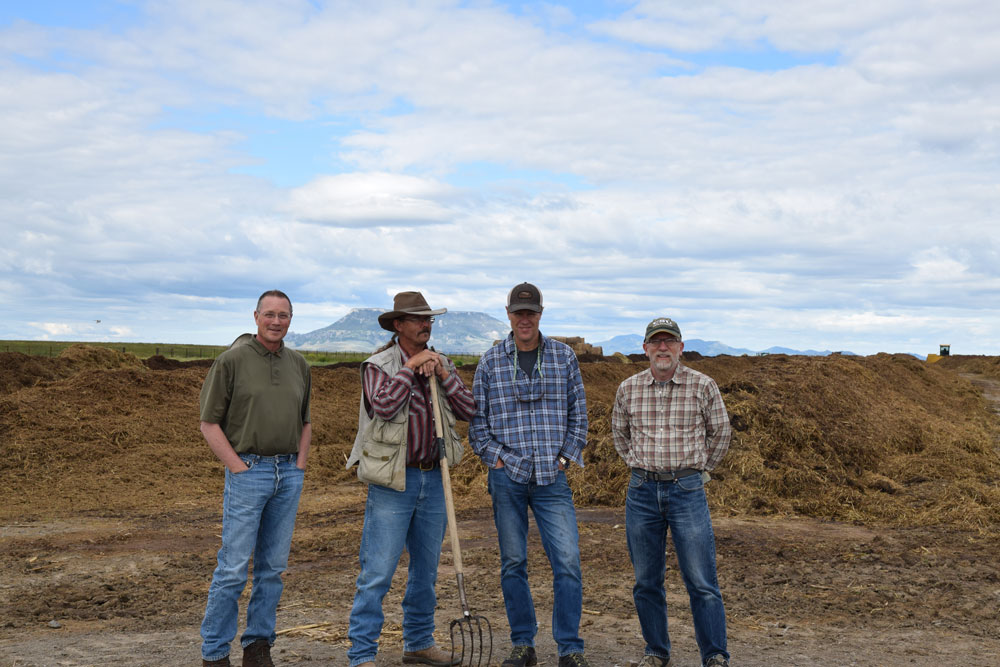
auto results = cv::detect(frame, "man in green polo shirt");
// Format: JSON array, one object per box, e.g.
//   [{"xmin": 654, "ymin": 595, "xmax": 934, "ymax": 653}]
[{"xmin": 199, "ymin": 290, "xmax": 312, "ymax": 667}]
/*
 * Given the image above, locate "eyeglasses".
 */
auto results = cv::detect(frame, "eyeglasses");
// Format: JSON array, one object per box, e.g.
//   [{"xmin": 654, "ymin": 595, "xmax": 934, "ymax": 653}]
[
  {"xmin": 400, "ymin": 315, "xmax": 435, "ymax": 323},
  {"xmin": 645, "ymin": 337, "xmax": 680, "ymax": 348}
]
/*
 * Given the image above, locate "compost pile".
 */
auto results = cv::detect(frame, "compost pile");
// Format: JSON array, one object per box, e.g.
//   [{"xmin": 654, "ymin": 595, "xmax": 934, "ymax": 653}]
[{"xmin": 2, "ymin": 345, "xmax": 998, "ymax": 529}]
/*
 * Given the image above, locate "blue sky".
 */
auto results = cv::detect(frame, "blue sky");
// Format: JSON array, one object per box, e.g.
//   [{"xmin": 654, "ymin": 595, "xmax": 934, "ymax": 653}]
[{"xmin": 2, "ymin": 0, "xmax": 999, "ymax": 355}]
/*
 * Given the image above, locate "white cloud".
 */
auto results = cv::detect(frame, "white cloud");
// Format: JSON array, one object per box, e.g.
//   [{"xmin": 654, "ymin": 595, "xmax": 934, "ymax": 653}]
[
  {"xmin": 287, "ymin": 173, "xmax": 454, "ymax": 226},
  {"xmin": 2, "ymin": 1, "xmax": 1000, "ymax": 355},
  {"xmin": 30, "ymin": 322, "xmax": 79, "ymax": 337}
]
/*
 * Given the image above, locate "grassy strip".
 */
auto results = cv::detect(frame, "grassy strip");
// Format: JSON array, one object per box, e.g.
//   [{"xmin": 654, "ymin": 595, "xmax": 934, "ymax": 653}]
[
  {"xmin": 0, "ymin": 340, "xmax": 479, "ymax": 366},
  {"xmin": 0, "ymin": 340, "xmax": 227, "ymax": 360}
]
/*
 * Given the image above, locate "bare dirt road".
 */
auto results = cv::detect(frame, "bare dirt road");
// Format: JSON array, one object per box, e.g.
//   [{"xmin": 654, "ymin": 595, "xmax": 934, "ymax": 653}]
[{"xmin": 2, "ymin": 498, "xmax": 998, "ymax": 666}]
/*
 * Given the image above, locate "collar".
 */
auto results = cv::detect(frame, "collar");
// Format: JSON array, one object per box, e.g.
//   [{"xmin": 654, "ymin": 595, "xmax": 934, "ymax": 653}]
[
  {"xmin": 246, "ymin": 334, "xmax": 284, "ymax": 357},
  {"xmin": 644, "ymin": 363, "xmax": 686, "ymax": 386},
  {"xmin": 502, "ymin": 331, "xmax": 546, "ymax": 356}
]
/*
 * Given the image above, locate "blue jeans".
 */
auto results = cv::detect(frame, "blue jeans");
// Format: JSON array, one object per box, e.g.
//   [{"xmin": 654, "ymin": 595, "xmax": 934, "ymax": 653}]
[
  {"xmin": 626, "ymin": 471, "xmax": 728, "ymax": 665},
  {"xmin": 347, "ymin": 467, "xmax": 448, "ymax": 666},
  {"xmin": 488, "ymin": 468, "xmax": 584, "ymax": 656},
  {"xmin": 200, "ymin": 453, "xmax": 304, "ymax": 661}
]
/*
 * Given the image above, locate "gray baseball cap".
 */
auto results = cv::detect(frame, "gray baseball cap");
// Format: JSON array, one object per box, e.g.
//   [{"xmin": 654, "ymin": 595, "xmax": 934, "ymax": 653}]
[
  {"xmin": 644, "ymin": 317, "xmax": 682, "ymax": 342},
  {"xmin": 506, "ymin": 282, "xmax": 543, "ymax": 312}
]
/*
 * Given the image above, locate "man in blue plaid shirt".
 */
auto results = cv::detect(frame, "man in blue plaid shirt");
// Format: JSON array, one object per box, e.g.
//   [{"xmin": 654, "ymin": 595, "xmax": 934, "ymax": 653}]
[{"xmin": 470, "ymin": 282, "xmax": 590, "ymax": 667}]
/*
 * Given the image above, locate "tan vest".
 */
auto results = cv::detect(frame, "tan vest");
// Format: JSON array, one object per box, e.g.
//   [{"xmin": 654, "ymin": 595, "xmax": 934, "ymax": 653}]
[{"xmin": 345, "ymin": 344, "xmax": 463, "ymax": 491}]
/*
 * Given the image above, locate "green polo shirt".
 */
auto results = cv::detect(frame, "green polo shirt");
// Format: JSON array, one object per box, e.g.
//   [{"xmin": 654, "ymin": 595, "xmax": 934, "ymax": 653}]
[{"xmin": 199, "ymin": 333, "xmax": 311, "ymax": 455}]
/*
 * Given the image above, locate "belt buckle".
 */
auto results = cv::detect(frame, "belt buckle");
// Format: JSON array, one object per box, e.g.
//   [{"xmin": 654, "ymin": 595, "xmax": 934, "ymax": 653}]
[{"xmin": 419, "ymin": 460, "xmax": 435, "ymax": 471}]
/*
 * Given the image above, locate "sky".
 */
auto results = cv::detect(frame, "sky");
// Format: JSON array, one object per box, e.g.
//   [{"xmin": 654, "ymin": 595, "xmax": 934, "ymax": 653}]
[{"xmin": 2, "ymin": 0, "xmax": 999, "ymax": 355}]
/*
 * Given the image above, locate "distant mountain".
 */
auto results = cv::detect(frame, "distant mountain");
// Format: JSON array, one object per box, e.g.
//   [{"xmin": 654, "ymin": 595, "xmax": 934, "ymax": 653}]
[
  {"xmin": 285, "ymin": 308, "xmax": 508, "ymax": 354},
  {"xmin": 594, "ymin": 334, "xmax": 645, "ymax": 355},
  {"xmin": 760, "ymin": 346, "xmax": 854, "ymax": 356},
  {"xmin": 595, "ymin": 335, "xmax": 856, "ymax": 357},
  {"xmin": 595, "ymin": 335, "xmax": 755, "ymax": 356},
  {"xmin": 288, "ymin": 310, "xmax": 860, "ymax": 357}
]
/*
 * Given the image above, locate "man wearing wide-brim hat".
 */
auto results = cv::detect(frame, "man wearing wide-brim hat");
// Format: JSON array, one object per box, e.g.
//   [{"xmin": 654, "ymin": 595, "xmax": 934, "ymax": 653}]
[{"xmin": 345, "ymin": 291, "xmax": 475, "ymax": 667}]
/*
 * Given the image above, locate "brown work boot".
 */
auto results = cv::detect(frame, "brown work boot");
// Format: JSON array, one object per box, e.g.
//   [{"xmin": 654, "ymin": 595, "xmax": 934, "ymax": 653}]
[
  {"xmin": 242, "ymin": 639, "xmax": 274, "ymax": 667},
  {"xmin": 202, "ymin": 657, "xmax": 230, "ymax": 667},
  {"xmin": 402, "ymin": 644, "xmax": 461, "ymax": 666}
]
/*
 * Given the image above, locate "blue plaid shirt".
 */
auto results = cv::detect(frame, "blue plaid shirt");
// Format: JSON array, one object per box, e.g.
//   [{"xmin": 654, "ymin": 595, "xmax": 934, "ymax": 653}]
[{"xmin": 470, "ymin": 332, "xmax": 588, "ymax": 485}]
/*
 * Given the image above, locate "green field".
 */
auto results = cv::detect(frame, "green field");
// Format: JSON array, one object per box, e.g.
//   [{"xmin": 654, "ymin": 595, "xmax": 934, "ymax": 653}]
[{"xmin": 0, "ymin": 340, "xmax": 479, "ymax": 367}]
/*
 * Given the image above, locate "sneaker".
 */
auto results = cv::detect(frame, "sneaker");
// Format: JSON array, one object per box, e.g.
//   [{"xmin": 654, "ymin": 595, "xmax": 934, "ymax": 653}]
[
  {"xmin": 242, "ymin": 639, "xmax": 274, "ymax": 667},
  {"xmin": 403, "ymin": 645, "xmax": 461, "ymax": 666},
  {"xmin": 558, "ymin": 654, "xmax": 591, "ymax": 667},
  {"xmin": 501, "ymin": 646, "xmax": 538, "ymax": 667},
  {"xmin": 705, "ymin": 656, "xmax": 730, "ymax": 667},
  {"xmin": 202, "ymin": 658, "xmax": 230, "ymax": 667},
  {"xmin": 638, "ymin": 656, "xmax": 671, "ymax": 666}
]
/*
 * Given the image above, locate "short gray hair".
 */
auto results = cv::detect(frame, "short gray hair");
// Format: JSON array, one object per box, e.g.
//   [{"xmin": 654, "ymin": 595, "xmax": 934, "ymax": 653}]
[{"xmin": 256, "ymin": 289, "xmax": 292, "ymax": 315}]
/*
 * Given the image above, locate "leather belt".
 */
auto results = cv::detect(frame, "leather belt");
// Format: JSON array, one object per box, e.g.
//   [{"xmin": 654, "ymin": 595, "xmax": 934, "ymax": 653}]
[
  {"xmin": 407, "ymin": 460, "xmax": 440, "ymax": 471},
  {"xmin": 632, "ymin": 467, "xmax": 699, "ymax": 482}
]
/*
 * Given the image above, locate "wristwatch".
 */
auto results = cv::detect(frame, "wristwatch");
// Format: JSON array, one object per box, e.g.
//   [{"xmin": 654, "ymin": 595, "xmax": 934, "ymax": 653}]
[{"xmin": 558, "ymin": 455, "xmax": 569, "ymax": 467}]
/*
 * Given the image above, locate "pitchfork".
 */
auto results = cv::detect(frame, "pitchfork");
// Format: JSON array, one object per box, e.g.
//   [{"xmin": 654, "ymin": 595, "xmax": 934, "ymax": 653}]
[{"xmin": 430, "ymin": 374, "xmax": 493, "ymax": 667}]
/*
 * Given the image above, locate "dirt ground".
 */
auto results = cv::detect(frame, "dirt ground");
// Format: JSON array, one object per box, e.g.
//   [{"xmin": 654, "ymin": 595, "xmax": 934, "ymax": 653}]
[{"xmin": 1, "ymin": 348, "xmax": 999, "ymax": 666}]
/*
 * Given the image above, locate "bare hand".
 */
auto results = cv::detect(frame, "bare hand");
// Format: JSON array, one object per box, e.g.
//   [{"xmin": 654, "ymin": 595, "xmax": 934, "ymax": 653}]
[
  {"xmin": 406, "ymin": 349, "xmax": 449, "ymax": 380},
  {"xmin": 494, "ymin": 459, "xmax": 505, "ymax": 469}
]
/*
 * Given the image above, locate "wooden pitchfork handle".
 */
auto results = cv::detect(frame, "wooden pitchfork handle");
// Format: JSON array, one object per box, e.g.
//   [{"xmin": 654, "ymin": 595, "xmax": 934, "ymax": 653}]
[{"xmin": 429, "ymin": 374, "xmax": 472, "ymax": 616}]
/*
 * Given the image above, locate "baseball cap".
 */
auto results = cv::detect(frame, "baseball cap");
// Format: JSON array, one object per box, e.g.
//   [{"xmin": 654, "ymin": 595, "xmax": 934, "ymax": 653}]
[
  {"xmin": 644, "ymin": 317, "xmax": 682, "ymax": 342},
  {"xmin": 507, "ymin": 282, "xmax": 543, "ymax": 312}
]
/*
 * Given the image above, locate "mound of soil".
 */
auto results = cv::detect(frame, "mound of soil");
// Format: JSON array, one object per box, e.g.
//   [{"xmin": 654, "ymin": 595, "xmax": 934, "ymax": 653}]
[
  {"xmin": 2, "ymin": 346, "xmax": 1000, "ymax": 665},
  {"xmin": 143, "ymin": 355, "xmax": 214, "ymax": 370},
  {"xmin": 937, "ymin": 354, "xmax": 1000, "ymax": 379},
  {"xmin": 2, "ymin": 349, "xmax": 998, "ymax": 529}
]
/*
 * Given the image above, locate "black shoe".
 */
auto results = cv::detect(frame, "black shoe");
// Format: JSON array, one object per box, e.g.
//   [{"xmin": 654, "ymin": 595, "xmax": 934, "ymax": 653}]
[
  {"xmin": 558, "ymin": 654, "xmax": 591, "ymax": 667},
  {"xmin": 705, "ymin": 656, "xmax": 730, "ymax": 667},
  {"xmin": 501, "ymin": 646, "xmax": 537, "ymax": 667},
  {"xmin": 202, "ymin": 658, "xmax": 230, "ymax": 667},
  {"xmin": 242, "ymin": 640, "xmax": 274, "ymax": 667}
]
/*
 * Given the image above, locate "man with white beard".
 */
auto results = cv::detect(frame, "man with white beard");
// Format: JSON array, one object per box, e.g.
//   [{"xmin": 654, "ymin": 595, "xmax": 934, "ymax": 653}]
[{"xmin": 611, "ymin": 317, "xmax": 732, "ymax": 667}]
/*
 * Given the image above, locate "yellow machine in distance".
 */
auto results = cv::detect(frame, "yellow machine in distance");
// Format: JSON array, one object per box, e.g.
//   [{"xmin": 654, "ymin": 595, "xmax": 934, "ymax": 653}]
[{"xmin": 926, "ymin": 344, "xmax": 951, "ymax": 363}]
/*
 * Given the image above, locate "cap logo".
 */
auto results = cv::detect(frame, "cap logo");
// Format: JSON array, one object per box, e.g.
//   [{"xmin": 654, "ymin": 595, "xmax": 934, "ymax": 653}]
[{"xmin": 517, "ymin": 291, "xmax": 532, "ymax": 299}]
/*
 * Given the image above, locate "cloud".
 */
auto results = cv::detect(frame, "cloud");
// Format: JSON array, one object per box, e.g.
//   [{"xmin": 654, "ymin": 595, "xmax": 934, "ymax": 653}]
[
  {"xmin": 2, "ymin": 1, "xmax": 1000, "ymax": 355},
  {"xmin": 287, "ymin": 172, "xmax": 454, "ymax": 226},
  {"xmin": 30, "ymin": 322, "xmax": 78, "ymax": 337}
]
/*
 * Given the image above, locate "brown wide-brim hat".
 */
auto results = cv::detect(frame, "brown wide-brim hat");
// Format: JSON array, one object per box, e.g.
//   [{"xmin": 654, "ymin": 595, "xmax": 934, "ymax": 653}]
[{"xmin": 378, "ymin": 291, "xmax": 447, "ymax": 331}]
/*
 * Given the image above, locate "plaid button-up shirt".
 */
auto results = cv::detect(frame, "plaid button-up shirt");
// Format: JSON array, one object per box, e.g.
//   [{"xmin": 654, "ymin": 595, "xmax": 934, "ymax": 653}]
[
  {"xmin": 470, "ymin": 333, "xmax": 588, "ymax": 485},
  {"xmin": 611, "ymin": 365, "xmax": 731, "ymax": 472}
]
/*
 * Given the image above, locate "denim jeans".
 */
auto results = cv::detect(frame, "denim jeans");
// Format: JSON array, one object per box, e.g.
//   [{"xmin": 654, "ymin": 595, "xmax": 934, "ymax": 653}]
[
  {"xmin": 488, "ymin": 468, "xmax": 584, "ymax": 656},
  {"xmin": 347, "ymin": 467, "xmax": 448, "ymax": 666},
  {"xmin": 200, "ymin": 453, "xmax": 304, "ymax": 661},
  {"xmin": 625, "ymin": 471, "xmax": 728, "ymax": 665}
]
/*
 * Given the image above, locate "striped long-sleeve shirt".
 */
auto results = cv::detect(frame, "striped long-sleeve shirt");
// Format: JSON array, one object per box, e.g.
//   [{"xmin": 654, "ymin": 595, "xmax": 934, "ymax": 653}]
[
  {"xmin": 362, "ymin": 348, "xmax": 475, "ymax": 464},
  {"xmin": 611, "ymin": 365, "xmax": 731, "ymax": 472}
]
